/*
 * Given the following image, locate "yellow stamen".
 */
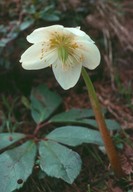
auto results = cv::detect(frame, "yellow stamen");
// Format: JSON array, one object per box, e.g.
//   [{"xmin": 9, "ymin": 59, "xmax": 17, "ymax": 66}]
[{"xmin": 49, "ymin": 32, "xmax": 78, "ymax": 64}]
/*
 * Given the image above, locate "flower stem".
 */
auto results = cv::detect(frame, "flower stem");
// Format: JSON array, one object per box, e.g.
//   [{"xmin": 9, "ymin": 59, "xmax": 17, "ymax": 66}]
[{"xmin": 82, "ymin": 67, "xmax": 123, "ymax": 177}]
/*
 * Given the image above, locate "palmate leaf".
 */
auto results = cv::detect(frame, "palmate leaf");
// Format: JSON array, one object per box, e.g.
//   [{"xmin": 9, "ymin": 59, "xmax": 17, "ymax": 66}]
[
  {"xmin": 30, "ymin": 85, "xmax": 62, "ymax": 124},
  {"xmin": 50, "ymin": 108, "xmax": 121, "ymax": 131},
  {"xmin": 39, "ymin": 140, "xmax": 81, "ymax": 184},
  {"xmin": 46, "ymin": 126, "xmax": 103, "ymax": 146},
  {"xmin": 0, "ymin": 133, "xmax": 26, "ymax": 150},
  {"xmin": 0, "ymin": 141, "xmax": 37, "ymax": 192}
]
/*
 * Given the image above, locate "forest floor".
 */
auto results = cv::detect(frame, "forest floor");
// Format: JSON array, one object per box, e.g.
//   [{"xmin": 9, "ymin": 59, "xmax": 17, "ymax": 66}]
[{"xmin": 0, "ymin": 0, "xmax": 133, "ymax": 191}]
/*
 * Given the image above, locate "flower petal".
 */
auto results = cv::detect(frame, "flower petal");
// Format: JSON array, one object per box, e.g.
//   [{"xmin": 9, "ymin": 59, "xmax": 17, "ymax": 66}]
[
  {"xmin": 27, "ymin": 25, "xmax": 64, "ymax": 44},
  {"xmin": 65, "ymin": 27, "xmax": 94, "ymax": 43},
  {"xmin": 20, "ymin": 43, "xmax": 58, "ymax": 70},
  {"xmin": 77, "ymin": 41, "xmax": 101, "ymax": 70},
  {"xmin": 52, "ymin": 59, "xmax": 82, "ymax": 90}
]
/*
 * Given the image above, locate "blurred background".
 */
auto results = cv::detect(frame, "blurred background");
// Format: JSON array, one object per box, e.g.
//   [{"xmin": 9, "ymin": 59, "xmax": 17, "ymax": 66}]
[{"xmin": 0, "ymin": 0, "xmax": 133, "ymax": 191}]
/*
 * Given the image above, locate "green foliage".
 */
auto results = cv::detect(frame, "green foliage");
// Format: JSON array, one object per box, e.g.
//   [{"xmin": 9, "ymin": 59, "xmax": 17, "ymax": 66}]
[
  {"xmin": 0, "ymin": 0, "xmax": 86, "ymax": 69},
  {"xmin": 39, "ymin": 140, "xmax": 81, "ymax": 184},
  {"xmin": 0, "ymin": 84, "xmax": 121, "ymax": 191},
  {"xmin": 30, "ymin": 85, "xmax": 62, "ymax": 123},
  {"xmin": 0, "ymin": 141, "xmax": 37, "ymax": 192},
  {"xmin": 39, "ymin": 5, "xmax": 61, "ymax": 21},
  {"xmin": 0, "ymin": 0, "xmax": 131, "ymax": 191},
  {"xmin": 46, "ymin": 126, "xmax": 103, "ymax": 146},
  {"xmin": 50, "ymin": 108, "xmax": 121, "ymax": 131},
  {"xmin": 50, "ymin": 108, "xmax": 94, "ymax": 124},
  {"xmin": 0, "ymin": 0, "xmax": 62, "ymax": 69},
  {"xmin": 19, "ymin": 19, "xmax": 34, "ymax": 31},
  {"xmin": 0, "ymin": 133, "xmax": 25, "ymax": 150}
]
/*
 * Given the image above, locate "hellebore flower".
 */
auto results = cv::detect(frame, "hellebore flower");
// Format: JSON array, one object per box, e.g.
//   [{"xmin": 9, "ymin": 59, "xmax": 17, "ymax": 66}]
[{"xmin": 20, "ymin": 25, "xmax": 100, "ymax": 90}]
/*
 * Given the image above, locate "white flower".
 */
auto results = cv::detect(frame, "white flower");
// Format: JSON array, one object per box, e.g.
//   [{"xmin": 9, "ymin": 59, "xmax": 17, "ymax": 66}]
[{"xmin": 20, "ymin": 25, "xmax": 100, "ymax": 90}]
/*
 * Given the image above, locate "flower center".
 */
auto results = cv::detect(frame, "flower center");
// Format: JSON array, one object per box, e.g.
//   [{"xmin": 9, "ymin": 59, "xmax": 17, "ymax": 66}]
[
  {"xmin": 58, "ymin": 46, "xmax": 68, "ymax": 63},
  {"xmin": 49, "ymin": 33, "xmax": 78, "ymax": 63}
]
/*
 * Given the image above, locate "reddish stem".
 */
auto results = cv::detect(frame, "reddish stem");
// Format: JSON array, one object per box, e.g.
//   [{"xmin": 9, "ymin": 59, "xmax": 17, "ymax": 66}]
[
  {"xmin": 33, "ymin": 121, "xmax": 50, "ymax": 136},
  {"xmin": 82, "ymin": 67, "xmax": 124, "ymax": 177}
]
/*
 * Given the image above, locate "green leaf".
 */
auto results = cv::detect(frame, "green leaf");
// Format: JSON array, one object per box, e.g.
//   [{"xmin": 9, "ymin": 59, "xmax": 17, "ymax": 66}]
[
  {"xmin": 0, "ymin": 133, "xmax": 26, "ymax": 150},
  {"xmin": 0, "ymin": 141, "xmax": 37, "ymax": 192},
  {"xmin": 50, "ymin": 108, "xmax": 94, "ymax": 124},
  {"xmin": 46, "ymin": 126, "xmax": 103, "ymax": 146},
  {"xmin": 105, "ymin": 120, "xmax": 121, "ymax": 131},
  {"xmin": 25, "ymin": 5, "xmax": 36, "ymax": 14},
  {"xmin": 41, "ymin": 14, "xmax": 60, "ymax": 21},
  {"xmin": 50, "ymin": 108, "xmax": 120, "ymax": 131},
  {"xmin": 30, "ymin": 85, "xmax": 62, "ymax": 124},
  {"xmin": 19, "ymin": 19, "xmax": 34, "ymax": 31},
  {"xmin": 39, "ymin": 5, "xmax": 61, "ymax": 21},
  {"xmin": 39, "ymin": 140, "xmax": 81, "ymax": 184}
]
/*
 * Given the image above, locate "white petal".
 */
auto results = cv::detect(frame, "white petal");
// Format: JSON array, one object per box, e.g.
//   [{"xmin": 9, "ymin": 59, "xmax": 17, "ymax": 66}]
[
  {"xmin": 65, "ymin": 27, "xmax": 94, "ymax": 43},
  {"xmin": 52, "ymin": 60, "xmax": 82, "ymax": 90},
  {"xmin": 27, "ymin": 25, "xmax": 64, "ymax": 44},
  {"xmin": 20, "ymin": 43, "xmax": 58, "ymax": 70},
  {"xmin": 79, "ymin": 42, "xmax": 101, "ymax": 70}
]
